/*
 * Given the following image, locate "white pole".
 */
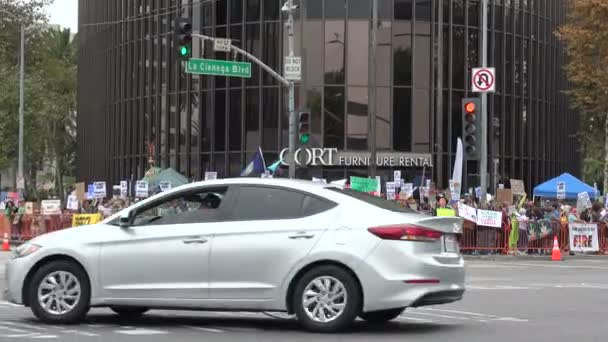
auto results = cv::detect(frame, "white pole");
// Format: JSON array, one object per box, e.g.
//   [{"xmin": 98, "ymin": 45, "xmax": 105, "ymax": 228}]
[{"xmin": 286, "ymin": 0, "xmax": 296, "ymax": 179}]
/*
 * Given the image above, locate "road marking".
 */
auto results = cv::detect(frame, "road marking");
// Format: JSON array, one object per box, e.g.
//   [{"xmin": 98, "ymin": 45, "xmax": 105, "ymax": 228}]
[
  {"xmin": 0, "ymin": 325, "xmax": 28, "ymax": 333},
  {"xmin": 420, "ymin": 308, "xmax": 497, "ymax": 318},
  {"xmin": 397, "ymin": 316, "xmax": 434, "ymax": 323},
  {"xmin": 2, "ymin": 321, "xmax": 48, "ymax": 331},
  {"xmin": 187, "ymin": 326, "xmax": 225, "ymax": 333},
  {"xmin": 0, "ymin": 300, "xmax": 22, "ymax": 307},
  {"xmin": 418, "ymin": 308, "xmax": 529, "ymax": 323},
  {"xmin": 489, "ymin": 262, "xmax": 608, "ymax": 270},
  {"xmin": 493, "ymin": 317, "xmax": 529, "ymax": 323},
  {"xmin": 63, "ymin": 329, "xmax": 100, "ymax": 337},
  {"xmin": 31, "ymin": 335, "xmax": 58, "ymax": 339},
  {"xmin": 5, "ymin": 333, "xmax": 42, "ymax": 338},
  {"xmin": 115, "ymin": 328, "xmax": 169, "ymax": 335},
  {"xmin": 406, "ymin": 311, "xmax": 470, "ymax": 320}
]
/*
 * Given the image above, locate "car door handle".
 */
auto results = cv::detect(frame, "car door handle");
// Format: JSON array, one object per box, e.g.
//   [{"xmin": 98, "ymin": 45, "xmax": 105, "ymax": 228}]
[
  {"xmin": 288, "ymin": 232, "xmax": 315, "ymax": 239},
  {"xmin": 182, "ymin": 238, "xmax": 208, "ymax": 244}
]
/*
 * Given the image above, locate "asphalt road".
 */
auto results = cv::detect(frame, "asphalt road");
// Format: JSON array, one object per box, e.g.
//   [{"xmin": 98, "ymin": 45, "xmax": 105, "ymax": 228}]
[{"xmin": 1, "ymin": 252, "xmax": 608, "ymax": 341}]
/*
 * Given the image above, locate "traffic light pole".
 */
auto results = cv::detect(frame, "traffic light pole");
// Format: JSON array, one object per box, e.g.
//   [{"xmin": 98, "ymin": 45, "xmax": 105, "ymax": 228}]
[
  {"xmin": 285, "ymin": 0, "xmax": 297, "ymax": 180},
  {"xmin": 479, "ymin": 0, "xmax": 489, "ymax": 203}
]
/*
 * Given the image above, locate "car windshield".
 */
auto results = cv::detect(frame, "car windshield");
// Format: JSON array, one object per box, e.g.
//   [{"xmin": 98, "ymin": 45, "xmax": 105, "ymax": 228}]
[{"xmin": 327, "ymin": 187, "xmax": 418, "ymax": 214}]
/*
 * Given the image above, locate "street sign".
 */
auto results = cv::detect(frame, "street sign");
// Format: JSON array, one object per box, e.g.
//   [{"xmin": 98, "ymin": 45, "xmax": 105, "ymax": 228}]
[
  {"xmin": 213, "ymin": 38, "xmax": 231, "ymax": 52},
  {"xmin": 186, "ymin": 58, "xmax": 251, "ymax": 78},
  {"xmin": 284, "ymin": 56, "xmax": 302, "ymax": 81},
  {"xmin": 472, "ymin": 67, "xmax": 496, "ymax": 93}
]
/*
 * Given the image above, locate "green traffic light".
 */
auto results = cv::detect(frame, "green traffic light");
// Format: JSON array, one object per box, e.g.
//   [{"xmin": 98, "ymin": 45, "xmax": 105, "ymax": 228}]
[
  {"xmin": 299, "ymin": 133, "xmax": 310, "ymax": 144},
  {"xmin": 180, "ymin": 45, "xmax": 189, "ymax": 56}
]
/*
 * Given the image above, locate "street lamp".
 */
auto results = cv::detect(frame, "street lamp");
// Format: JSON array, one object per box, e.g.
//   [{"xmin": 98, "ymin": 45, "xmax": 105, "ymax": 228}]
[{"xmin": 0, "ymin": 10, "xmax": 26, "ymax": 191}]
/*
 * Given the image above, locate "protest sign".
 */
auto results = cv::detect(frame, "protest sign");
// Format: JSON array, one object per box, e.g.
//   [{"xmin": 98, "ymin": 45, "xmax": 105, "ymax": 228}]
[
  {"xmin": 87, "ymin": 184, "xmax": 94, "ymax": 200},
  {"xmin": 508, "ymin": 205, "xmax": 517, "ymax": 216},
  {"xmin": 577, "ymin": 192, "xmax": 592, "ymax": 209},
  {"xmin": 437, "ymin": 208, "xmax": 456, "ymax": 217},
  {"xmin": 475, "ymin": 187, "xmax": 481, "ymax": 199},
  {"xmin": 557, "ymin": 182, "xmax": 566, "ymax": 200},
  {"xmin": 75, "ymin": 182, "xmax": 86, "ymax": 202},
  {"xmin": 496, "ymin": 189, "xmax": 513, "ymax": 204},
  {"xmin": 510, "ymin": 179, "xmax": 526, "ymax": 196},
  {"xmin": 402, "ymin": 183, "xmax": 414, "ymax": 198},
  {"xmin": 569, "ymin": 223, "xmax": 599, "ymax": 253},
  {"xmin": 135, "ymin": 181, "xmax": 149, "ymax": 198},
  {"xmin": 66, "ymin": 195, "xmax": 79, "ymax": 211},
  {"xmin": 72, "ymin": 213, "xmax": 103, "ymax": 227},
  {"xmin": 458, "ymin": 203, "xmax": 477, "ymax": 223},
  {"xmin": 394, "ymin": 171, "xmax": 401, "ymax": 182},
  {"xmin": 25, "ymin": 202, "xmax": 34, "ymax": 215},
  {"xmin": 41, "ymin": 200, "xmax": 62, "ymax": 216},
  {"xmin": 204, "ymin": 171, "xmax": 218, "ymax": 181},
  {"xmin": 386, "ymin": 182, "xmax": 396, "ymax": 200},
  {"xmin": 120, "ymin": 181, "xmax": 128, "ymax": 198},
  {"xmin": 159, "ymin": 181, "xmax": 172, "ymax": 192},
  {"xmin": 93, "ymin": 182, "xmax": 107, "ymax": 199},
  {"xmin": 476, "ymin": 209, "xmax": 502, "ymax": 228}
]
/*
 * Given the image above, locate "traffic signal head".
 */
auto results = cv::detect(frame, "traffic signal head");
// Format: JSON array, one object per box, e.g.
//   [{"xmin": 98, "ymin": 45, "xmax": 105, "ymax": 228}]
[
  {"xmin": 174, "ymin": 18, "xmax": 192, "ymax": 59},
  {"xmin": 298, "ymin": 111, "xmax": 311, "ymax": 145},
  {"xmin": 462, "ymin": 98, "xmax": 481, "ymax": 160}
]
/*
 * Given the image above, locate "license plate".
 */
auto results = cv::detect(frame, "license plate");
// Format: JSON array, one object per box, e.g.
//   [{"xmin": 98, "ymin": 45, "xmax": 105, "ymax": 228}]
[{"xmin": 443, "ymin": 235, "xmax": 459, "ymax": 253}]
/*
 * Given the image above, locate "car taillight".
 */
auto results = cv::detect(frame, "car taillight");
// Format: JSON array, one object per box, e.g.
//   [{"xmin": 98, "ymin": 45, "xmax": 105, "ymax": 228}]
[{"xmin": 368, "ymin": 225, "xmax": 442, "ymax": 242}]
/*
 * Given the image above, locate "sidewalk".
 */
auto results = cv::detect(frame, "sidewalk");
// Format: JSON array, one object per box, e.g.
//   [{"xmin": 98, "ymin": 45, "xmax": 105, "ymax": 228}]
[{"xmin": 463, "ymin": 253, "xmax": 607, "ymax": 261}]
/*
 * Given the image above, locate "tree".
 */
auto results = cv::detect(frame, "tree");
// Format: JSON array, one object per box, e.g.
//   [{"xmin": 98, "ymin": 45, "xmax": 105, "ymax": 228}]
[{"xmin": 557, "ymin": 0, "xmax": 608, "ymax": 192}]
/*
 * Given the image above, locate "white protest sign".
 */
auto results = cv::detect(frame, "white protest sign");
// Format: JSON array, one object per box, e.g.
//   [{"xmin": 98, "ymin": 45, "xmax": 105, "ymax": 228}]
[
  {"xmin": 66, "ymin": 195, "xmax": 79, "ymax": 211},
  {"xmin": 557, "ymin": 181, "xmax": 566, "ymax": 200},
  {"xmin": 394, "ymin": 170, "xmax": 401, "ymax": 182},
  {"xmin": 508, "ymin": 205, "xmax": 517, "ymax": 216},
  {"xmin": 41, "ymin": 200, "xmax": 62, "ymax": 215},
  {"xmin": 402, "ymin": 183, "xmax": 414, "ymax": 198},
  {"xmin": 498, "ymin": 184, "xmax": 504, "ymax": 189},
  {"xmin": 159, "ymin": 181, "xmax": 172, "ymax": 192},
  {"xmin": 386, "ymin": 182, "xmax": 396, "ymax": 200},
  {"xmin": 476, "ymin": 209, "xmax": 502, "ymax": 228},
  {"xmin": 135, "ymin": 181, "xmax": 149, "ymax": 198},
  {"xmin": 569, "ymin": 223, "xmax": 599, "ymax": 253},
  {"xmin": 577, "ymin": 192, "xmax": 592, "ymax": 209},
  {"xmin": 120, "ymin": 181, "xmax": 128, "ymax": 198},
  {"xmin": 204, "ymin": 171, "xmax": 218, "ymax": 181},
  {"xmin": 458, "ymin": 203, "xmax": 478, "ymax": 223},
  {"xmin": 312, "ymin": 177, "xmax": 327, "ymax": 184},
  {"xmin": 93, "ymin": 182, "xmax": 107, "ymax": 199}
]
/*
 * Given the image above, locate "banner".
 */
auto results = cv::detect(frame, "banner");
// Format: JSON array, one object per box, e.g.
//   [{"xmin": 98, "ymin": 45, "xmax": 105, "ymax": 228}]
[
  {"xmin": 437, "ymin": 208, "xmax": 456, "ymax": 217},
  {"xmin": 93, "ymin": 182, "xmax": 107, "ymax": 199},
  {"xmin": 476, "ymin": 209, "xmax": 502, "ymax": 228},
  {"xmin": 66, "ymin": 195, "xmax": 79, "ymax": 211},
  {"xmin": 136, "ymin": 181, "xmax": 149, "ymax": 198},
  {"xmin": 72, "ymin": 213, "xmax": 103, "ymax": 227},
  {"xmin": 350, "ymin": 176, "xmax": 379, "ymax": 193},
  {"xmin": 41, "ymin": 200, "xmax": 62, "ymax": 216},
  {"xmin": 458, "ymin": 203, "xmax": 478, "ymax": 223},
  {"xmin": 569, "ymin": 223, "xmax": 599, "ymax": 253}
]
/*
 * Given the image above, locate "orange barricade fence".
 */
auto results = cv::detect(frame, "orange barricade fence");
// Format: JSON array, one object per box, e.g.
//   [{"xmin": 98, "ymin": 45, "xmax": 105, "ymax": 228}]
[{"xmin": 3, "ymin": 214, "xmax": 75, "ymax": 243}]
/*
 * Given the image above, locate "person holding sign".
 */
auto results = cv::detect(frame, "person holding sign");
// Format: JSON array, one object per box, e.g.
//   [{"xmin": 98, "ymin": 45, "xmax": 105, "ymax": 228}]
[{"xmin": 433, "ymin": 194, "xmax": 455, "ymax": 216}]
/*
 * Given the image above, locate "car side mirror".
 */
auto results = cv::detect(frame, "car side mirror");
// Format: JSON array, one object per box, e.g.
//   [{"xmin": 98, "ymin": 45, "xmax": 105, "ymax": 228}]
[{"xmin": 119, "ymin": 211, "xmax": 133, "ymax": 229}]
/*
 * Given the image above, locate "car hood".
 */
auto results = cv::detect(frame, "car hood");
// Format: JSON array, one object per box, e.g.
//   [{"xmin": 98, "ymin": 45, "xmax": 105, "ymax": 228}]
[{"xmin": 30, "ymin": 224, "xmax": 109, "ymax": 247}]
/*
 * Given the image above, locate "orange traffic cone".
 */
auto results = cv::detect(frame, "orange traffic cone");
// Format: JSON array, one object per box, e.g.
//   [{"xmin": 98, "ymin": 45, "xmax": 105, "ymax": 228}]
[
  {"xmin": 551, "ymin": 236, "xmax": 561, "ymax": 261},
  {"xmin": 2, "ymin": 233, "xmax": 9, "ymax": 251}
]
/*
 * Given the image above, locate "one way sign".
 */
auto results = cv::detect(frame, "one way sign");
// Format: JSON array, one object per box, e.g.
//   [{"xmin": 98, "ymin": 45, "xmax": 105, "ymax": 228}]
[{"xmin": 472, "ymin": 67, "xmax": 496, "ymax": 93}]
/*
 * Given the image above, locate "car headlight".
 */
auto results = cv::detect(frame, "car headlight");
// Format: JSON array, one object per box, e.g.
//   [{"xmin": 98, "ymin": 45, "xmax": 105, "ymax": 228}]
[{"xmin": 11, "ymin": 243, "xmax": 41, "ymax": 259}]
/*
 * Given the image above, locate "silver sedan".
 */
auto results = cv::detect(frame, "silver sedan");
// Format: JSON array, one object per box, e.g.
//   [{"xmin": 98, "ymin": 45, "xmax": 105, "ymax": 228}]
[{"xmin": 4, "ymin": 178, "xmax": 465, "ymax": 333}]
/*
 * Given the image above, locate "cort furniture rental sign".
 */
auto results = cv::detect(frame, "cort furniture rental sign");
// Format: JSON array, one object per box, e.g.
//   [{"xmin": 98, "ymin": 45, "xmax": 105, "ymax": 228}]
[{"xmin": 279, "ymin": 148, "xmax": 433, "ymax": 168}]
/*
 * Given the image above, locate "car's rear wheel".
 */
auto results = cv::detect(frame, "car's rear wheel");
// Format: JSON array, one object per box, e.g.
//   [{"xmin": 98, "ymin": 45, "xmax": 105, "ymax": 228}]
[
  {"xmin": 293, "ymin": 265, "xmax": 361, "ymax": 333},
  {"xmin": 28, "ymin": 260, "xmax": 90, "ymax": 324},
  {"xmin": 111, "ymin": 307, "xmax": 149, "ymax": 318},
  {"xmin": 359, "ymin": 308, "xmax": 404, "ymax": 323}
]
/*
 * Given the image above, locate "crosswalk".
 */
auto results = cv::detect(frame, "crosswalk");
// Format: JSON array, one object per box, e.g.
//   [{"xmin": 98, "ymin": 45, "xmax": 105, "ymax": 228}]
[{"xmin": 0, "ymin": 308, "xmax": 529, "ymax": 339}]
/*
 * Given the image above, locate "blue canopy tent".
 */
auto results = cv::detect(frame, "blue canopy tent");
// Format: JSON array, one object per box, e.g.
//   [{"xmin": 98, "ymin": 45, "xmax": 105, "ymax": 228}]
[{"xmin": 533, "ymin": 173, "xmax": 598, "ymax": 199}]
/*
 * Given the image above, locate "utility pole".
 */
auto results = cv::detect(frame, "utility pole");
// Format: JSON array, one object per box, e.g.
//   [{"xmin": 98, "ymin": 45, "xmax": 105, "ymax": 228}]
[
  {"xmin": 479, "ymin": 0, "xmax": 489, "ymax": 203},
  {"xmin": 285, "ymin": 0, "xmax": 297, "ymax": 179},
  {"xmin": 17, "ymin": 23, "xmax": 25, "ymax": 191},
  {"xmin": 368, "ymin": 0, "xmax": 378, "ymax": 178},
  {"xmin": 436, "ymin": 0, "xmax": 444, "ymax": 187}
]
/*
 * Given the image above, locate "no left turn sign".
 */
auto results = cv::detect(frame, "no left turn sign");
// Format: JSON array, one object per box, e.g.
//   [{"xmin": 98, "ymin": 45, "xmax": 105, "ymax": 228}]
[{"xmin": 472, "ymin": 67, "xmax": 496, "ymax": 93}]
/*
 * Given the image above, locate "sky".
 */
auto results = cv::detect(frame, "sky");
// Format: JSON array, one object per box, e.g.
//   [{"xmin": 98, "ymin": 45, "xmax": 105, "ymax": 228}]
[{"xmin": 46, "ymin": 0, "xmax": 78, "ymax": 32}]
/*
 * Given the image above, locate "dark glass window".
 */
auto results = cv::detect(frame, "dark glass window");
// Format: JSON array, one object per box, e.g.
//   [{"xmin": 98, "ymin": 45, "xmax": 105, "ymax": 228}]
[
  {"xmin": 230, "ymin": 187, "xmax": 306, "ymax": 220},
  {"xmin": 393, "ymin": 87, "xmax": 411, "ymax": 151},
  {"xmin": 378, "ymin": 0, "xmax": 393, "ymax": 19},
  {"xmin": 452, "ymin": 27, "xmax": 465, "ymax": 89},
  {"xmin": 262, "ymin": 87, "xmax": 279, "ymax": 150},
  {"xmin": 230, "ymin": 0, "xmax": 243, "ymax": 23},
  {"xmin": 245, "ymin": 89, "xmax": 260, "ymax": 150},
  {"xmin": 302, "ymin": 195, "xmax": 338, "ymax": 216},
  {"xmin": 216, "ymin": 0, "xmax": 228, "ymax": 25},
  {"xmin": 324, "ymin": 86, "xmax": 345, "ymax": 149},
  {"xmin": 415, "ymin": 0, "xmax": 432, "ymax": 22},
  {"xmin": 229, "ymin": 89, "xmax": 242, "ymax": 151},
  {"xmin": 306, "ymin": 87, "xmax": 323, "ymax": 146},
  {"xmin": 376, "ymin": 87, "xmax": 391, "ymax": 149},
  {"xmin": 414, "ymin": 35, "xmax": 431, "ymax": 89},
  {"xmin": 395, "ymin": 0, "xmax": 412, "ymax": 20},
  {"xmin": 245, "ymin": 23, "xmax": 261, "ymax": 86},
  {"xmin": 346, "ymin": 87, "xmax": 368, "ymax": 150},
  {"xmin": 412, "ymin": 89, "xmax": 430, "ymax": 152},
  {"xmin": 307, "ymin": 0, "xmax": 323, "ymax": 19},
  {"xmin": 453, "ymin": 0, "xmax": 465, "ymax": 25},
  {"xmin": 393, "ymin": 22, "xmax": 412, "ymax": 86},
  {"xmin": 468, "ymin": 0, "xmax": 480, "ymax": 27},
  {"xmin": 347, "ymin": 21, "xmax": 368, "ymax": 85},
  {"xmin": 348, "ymin": 0, "xmax": 368, "ymax": 19},
  {"xmin": 264, "ymin": 0, "xmax": 280, "ymax": 20},
  {"xmin": 325, "ymin": 20, "xmax": 345, "ymax": 84},
  {"xmin": 215, "ymin": 90, "xmax": 226, "ymax": 150},
  {"xmin": 247, "ymin": 0, "xmax": 261, "ymax": 21},
  {"xmin": 263, "ymin": 22, "xmax": 280, "ymax": 85},
  {"xmin": 304, "ymin": 21, "xmax": 324, "ymax": 85},
  {"xmin": 325, "ymin": 0, "xmax": 346, "ymax": 18},
  {"xmin": 328, "ymin": 188, "xmax": 416, "ymax": 213}
]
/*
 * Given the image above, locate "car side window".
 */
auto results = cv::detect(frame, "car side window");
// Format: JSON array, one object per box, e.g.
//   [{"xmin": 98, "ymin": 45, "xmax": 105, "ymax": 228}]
[
  {"xmin": 229, "ymin": 186, "xmax": 336, "ymax": 221},
  {"xmin": 132, "ymin": 187, "xmax": 229, "ymax": 226}
]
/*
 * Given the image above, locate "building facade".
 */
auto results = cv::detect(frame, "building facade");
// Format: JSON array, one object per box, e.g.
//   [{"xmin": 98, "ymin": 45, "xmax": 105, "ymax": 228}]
[{"xmin": 77, "ymin": 0, "xmax": 578, "ymax": 191}]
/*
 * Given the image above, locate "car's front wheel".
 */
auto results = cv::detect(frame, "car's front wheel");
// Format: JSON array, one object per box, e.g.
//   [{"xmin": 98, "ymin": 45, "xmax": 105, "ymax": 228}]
[
  {"xmin": 28, "ymin": 260, "xmax": 90, "ymax": 324},
  {"xmin": 359, "ymin": 308, "xmax": 404, "ymax": 323},
  {"xmin": 111, "ymin": 306, "xmax": 149, "ymax": 318},
  {"xmin": 293, "ymin": 265, "xmax": 362, "ymax": 333}
]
